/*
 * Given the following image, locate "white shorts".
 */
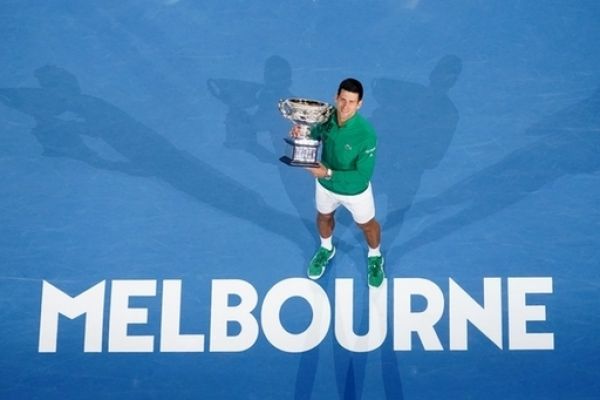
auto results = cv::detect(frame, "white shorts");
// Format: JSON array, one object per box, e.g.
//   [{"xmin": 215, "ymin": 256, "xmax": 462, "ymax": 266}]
[{"xmin": 315, "ymin": 180, "xmax": 376, "ymax": 224}]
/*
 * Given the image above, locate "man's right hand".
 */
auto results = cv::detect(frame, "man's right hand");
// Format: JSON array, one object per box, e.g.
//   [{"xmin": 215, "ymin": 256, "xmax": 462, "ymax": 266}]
[{"xmin": 290, "ymin": 124, "xmax": 303, "ymax": 138}]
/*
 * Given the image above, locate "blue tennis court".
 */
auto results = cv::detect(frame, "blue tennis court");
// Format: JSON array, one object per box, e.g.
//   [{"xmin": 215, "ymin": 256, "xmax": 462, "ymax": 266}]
[{"xmin": 1, "ymin": 1, "xmax": 599, "ymax": 399}]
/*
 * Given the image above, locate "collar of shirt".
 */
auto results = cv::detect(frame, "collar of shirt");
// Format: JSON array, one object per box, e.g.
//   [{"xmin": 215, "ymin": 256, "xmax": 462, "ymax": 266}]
[{"xmin": 334, "ymin": 111, "xmax": 360, "ymax": 129}]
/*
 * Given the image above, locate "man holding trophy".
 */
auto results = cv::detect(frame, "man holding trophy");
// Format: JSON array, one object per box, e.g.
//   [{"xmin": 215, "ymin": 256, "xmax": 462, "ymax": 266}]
[{"xmin": 281, "ymin": 78, "xmax": 384, "ymax": 288}]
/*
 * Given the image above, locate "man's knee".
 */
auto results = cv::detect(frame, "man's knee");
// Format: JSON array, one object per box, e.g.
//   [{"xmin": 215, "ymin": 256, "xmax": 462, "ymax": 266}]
[
  {"xmin": 357, "ymin": 217, "xmax": 378, "ymax": 230},
  {"xmin": 318, "ymin": 212, "xmax": 335, "ymax": 222}
]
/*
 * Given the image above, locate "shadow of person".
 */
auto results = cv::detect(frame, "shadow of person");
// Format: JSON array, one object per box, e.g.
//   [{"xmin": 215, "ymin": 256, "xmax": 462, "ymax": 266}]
[
  {"xmin": 293, "ymin": 268, "xmax": 336, "ymax": 400},
  {"xmin": 327, "ymin": 287, "xmax": 405, "ymax": 400},
  {"xmin": 208, "ymin": 55, "xmax": 318, "ymax": 238},
  {"xmin": 371, "ymin": 55, "xmax": 462, "ymax": 244},
  {"xmin": 208, "ymin": 55, "xmax": 293, "ymax": 165},
  {"xmin": 0, "ymin": 66, "xmax": 147, "ymax": 176},
  {"xmin": 0, "ymin": 65, "xmax": 313, "ymax": 252},
  {"xmin": 253, "ymin": 55, "xmax": 294, "ymax": 151},
  {"xmin": 394, "ymin": 85, "xmax": 600, "ymax": 258}
]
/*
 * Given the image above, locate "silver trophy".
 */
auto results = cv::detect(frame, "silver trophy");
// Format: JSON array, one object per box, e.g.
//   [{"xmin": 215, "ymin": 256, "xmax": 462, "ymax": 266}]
[{"xmin": 278, "ymin": 98, "xmax": 334, "ymax": 167}]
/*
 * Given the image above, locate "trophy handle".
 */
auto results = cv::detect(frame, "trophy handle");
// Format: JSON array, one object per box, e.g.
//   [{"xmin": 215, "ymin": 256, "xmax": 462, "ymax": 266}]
[{"xmin": 278, "ymin": 99, "xmax": 290, "ymax": 116}]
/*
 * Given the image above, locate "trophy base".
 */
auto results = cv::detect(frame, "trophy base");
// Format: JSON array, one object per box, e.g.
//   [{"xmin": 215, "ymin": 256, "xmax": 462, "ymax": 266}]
[{"xmin": 279, "ymin": 156, "xmax": 320, "ymax": 168}]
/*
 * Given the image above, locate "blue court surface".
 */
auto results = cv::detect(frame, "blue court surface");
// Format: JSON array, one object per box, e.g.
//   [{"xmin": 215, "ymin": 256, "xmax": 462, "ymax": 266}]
[{"xmin": 1, "ymin": 1, "xmax": 600, "ymax": 399}]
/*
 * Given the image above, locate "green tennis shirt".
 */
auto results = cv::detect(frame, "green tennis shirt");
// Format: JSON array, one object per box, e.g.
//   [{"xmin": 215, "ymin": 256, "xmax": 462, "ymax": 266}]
[{"xmin": 310, "ymin": 111, "xmax": 377, "ymax": 195}]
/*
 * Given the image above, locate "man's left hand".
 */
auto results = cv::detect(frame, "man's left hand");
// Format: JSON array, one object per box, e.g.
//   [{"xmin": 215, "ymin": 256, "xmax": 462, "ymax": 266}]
[{"xmin": 306, "ymin": 163, "xmax": 328, "ymax": 178}]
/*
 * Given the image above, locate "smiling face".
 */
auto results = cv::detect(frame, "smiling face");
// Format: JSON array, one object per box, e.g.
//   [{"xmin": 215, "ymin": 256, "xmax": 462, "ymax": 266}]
[{"xmin": 335, "ymin": 89, "xmax": 362, "ymax": 125}]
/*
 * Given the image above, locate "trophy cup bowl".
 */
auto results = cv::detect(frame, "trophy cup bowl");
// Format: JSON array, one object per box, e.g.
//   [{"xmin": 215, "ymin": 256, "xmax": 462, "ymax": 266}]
[{"xmin": 278, "ymin": 98, "xmax": 334, "ymax": 167}]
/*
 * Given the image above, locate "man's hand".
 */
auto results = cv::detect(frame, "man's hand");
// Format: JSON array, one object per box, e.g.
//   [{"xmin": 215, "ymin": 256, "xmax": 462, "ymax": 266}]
[
  {"xmin": 306, "ymin": 163, "xmax": 329, "ymax": 178},
  {"xmin": 289, "ymin": 124, "xmax": 303, "ymax": 138}
]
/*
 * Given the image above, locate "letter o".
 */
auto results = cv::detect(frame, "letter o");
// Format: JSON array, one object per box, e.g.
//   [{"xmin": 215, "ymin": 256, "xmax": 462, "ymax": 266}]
[{"xmin": 261, "ymin": 278, "xmax": 330, "ymax": 353}]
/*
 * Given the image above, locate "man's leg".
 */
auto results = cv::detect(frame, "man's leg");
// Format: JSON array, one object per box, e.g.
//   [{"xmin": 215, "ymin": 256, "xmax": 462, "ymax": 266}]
[
  {"xmin": 358, "ymin": 218, "xmax": 385, "ymax": 288},
  {"xmin": 340, "ymin": 184, "xmax": 385, "ymax": 287},
  {"xmin": 357, "ymin": 218, "xmax": 380, "ymax": 249},
  {"xmin": 317, "ymin": 211, "xmax": 335, "ymax": 240},
  {"xmin": 308, "ymin": 184, "xmax": 339, "ymax": 279},
  {"xmin": 307, "ymin": 211, "xmax": 337, "ymax": 279}
]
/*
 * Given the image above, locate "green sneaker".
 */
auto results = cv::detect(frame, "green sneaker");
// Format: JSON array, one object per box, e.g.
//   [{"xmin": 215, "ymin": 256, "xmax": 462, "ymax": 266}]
[
  {"xmin": 307, "ymin": 246, "xmax": 336, "ymax": 279},
  {"xmin": 368, "ymin": 255, "xmax": 385, "ymax": 288}
]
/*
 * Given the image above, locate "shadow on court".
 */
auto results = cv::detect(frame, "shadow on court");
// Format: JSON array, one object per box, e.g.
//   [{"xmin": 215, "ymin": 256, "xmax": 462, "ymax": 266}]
[
  {"xmin": 393, "ymin": 85, "xmax": 600, "ymax": 259},
  {"xmin": 0, "ymin": 65, "xmax": 313, "ymax": 254}
]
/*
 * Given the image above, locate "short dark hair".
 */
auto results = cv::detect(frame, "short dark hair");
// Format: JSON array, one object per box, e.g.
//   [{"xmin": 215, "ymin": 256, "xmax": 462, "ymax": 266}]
[{"xmin": 337, "ymin": 78, "xmax": 363, "ymax": 100}]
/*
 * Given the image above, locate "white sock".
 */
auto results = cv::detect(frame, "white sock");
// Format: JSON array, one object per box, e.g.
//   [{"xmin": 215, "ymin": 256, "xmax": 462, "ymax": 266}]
[
  {"xmin": 320, "ymin": 236, "xmax": 333, "ymax": 251},
  {"xmin": 368, "ymin": 246, "xmax": 381, "ymax": 257}
]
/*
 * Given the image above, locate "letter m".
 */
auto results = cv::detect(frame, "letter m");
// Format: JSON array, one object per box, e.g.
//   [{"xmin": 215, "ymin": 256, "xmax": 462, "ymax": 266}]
[{"xmin": 38, "ymin": 280, "xmax": 106, "ymax": 353}]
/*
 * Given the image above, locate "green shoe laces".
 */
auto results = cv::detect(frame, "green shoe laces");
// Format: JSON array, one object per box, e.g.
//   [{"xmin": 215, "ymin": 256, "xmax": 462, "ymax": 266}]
[
  {"xmin": 313, "ymin": 248, "xmax": 332, "ymax": 266},
  {"xmin": 368, "ymin": 257, "xmax": 383, "ymax": 276}
]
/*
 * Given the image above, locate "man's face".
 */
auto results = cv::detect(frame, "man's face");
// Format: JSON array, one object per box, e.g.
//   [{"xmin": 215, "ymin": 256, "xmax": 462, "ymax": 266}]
[{"xmin": 335, "ymin": 89, "xmax": 362, "ymax": 124}]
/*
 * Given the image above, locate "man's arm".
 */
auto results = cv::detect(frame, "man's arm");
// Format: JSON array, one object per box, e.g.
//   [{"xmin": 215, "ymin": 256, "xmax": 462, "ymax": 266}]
[
  {"xmin": 307, "ymin": 136, "xmax": 377, "ymax": 186},
  {"xmin": 327, "ymin": 137, "xmax": 376, "ymax": 185}
]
